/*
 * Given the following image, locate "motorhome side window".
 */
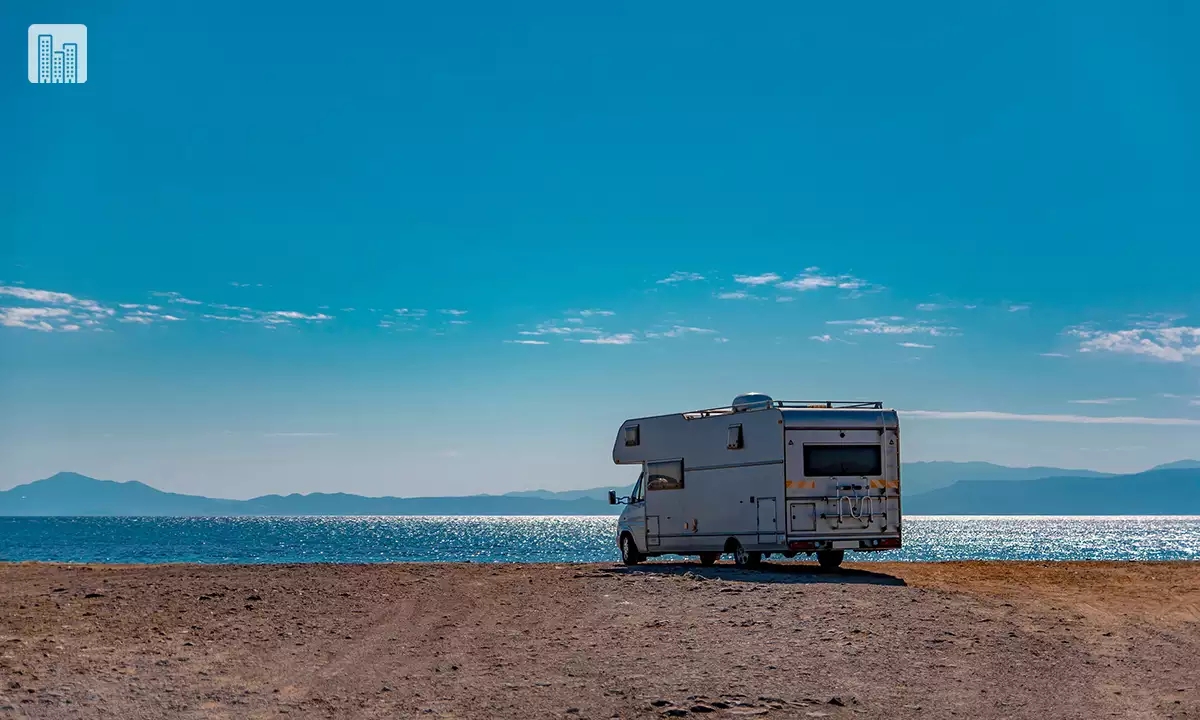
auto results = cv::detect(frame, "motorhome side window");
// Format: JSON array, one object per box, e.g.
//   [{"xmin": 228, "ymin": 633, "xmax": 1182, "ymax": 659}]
[
  {"xmin": 803, "ymin": 444, "xmax": 882, "ymax": 477},
  {"xmin": 632, "ymin": 470, "xmax": 646, "ymax": 502},
  {"xmin": 646, "ymin": 459, "xmax": 684, "ymax": 491}
]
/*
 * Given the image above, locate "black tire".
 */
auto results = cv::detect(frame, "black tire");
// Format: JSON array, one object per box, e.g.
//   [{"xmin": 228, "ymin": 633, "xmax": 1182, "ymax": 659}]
[
  {"xmin": 620, "ymin": 534, "xmax": 642, "ymax": 566},
  {"xmin": 817, "ymin": 549, "xmax": 844, "ymax": 571},
  {"xmin": 698, "ymin": 552, "xmax": 720, "ymax": 567},
  {"xmin": 731, "ymin": 541, "xmax": 762, "ymax": 569}
]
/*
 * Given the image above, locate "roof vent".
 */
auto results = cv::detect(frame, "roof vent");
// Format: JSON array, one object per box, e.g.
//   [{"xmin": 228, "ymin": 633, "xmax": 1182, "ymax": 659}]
[{"xmin": 731, "ymin": 392, "xmax": 773, "ymax": 412}]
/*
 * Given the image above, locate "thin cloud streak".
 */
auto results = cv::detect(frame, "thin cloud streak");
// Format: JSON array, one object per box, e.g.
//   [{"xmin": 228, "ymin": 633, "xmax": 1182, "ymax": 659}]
[
  {"xmin": 1068, "ymin": 398, "xmax": 1135, "ymax": 405},
  {"xmin": 579, "ymin": 333, "xmax": 635, "ymax": 345},
  {"xmin": 657, "ymin": 271, "xmax": 705, "ymax": 284},
  {"xmin": 901, "ymin": 410, "xmax": 1200, "ymax": 426},
  {"xmin": 263, "ymin": 432, "xmax": 338, "ymax": 437},
  {"xmin": 733, "ymin": 273, "xmax": 781, "ymax": 286}
]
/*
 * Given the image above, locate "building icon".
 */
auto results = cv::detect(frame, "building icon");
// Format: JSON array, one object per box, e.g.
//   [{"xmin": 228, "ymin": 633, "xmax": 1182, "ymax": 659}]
[
  {"xmin": 64, "ymin": 43, "xmax": 78, "ymax": 83},
  {"xmin": 37, "ymin": 34, "xmax": 52, "ymax": 83},
  {"xmin": 28, "ymin": 25, "xmax": 87, "ymax": 84}
]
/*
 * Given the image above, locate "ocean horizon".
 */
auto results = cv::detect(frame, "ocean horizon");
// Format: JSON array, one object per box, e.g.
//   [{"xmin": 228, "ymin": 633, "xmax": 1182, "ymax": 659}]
[{"xmin": 2, "ymin": 515, "xmax": 1197, "ymax": 564}]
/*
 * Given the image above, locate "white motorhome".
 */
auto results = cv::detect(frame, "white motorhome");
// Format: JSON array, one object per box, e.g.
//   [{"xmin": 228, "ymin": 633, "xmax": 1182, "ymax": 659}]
[{"xmin": 609, "ymin": 393, "xmax": 901, "ymax": 570}]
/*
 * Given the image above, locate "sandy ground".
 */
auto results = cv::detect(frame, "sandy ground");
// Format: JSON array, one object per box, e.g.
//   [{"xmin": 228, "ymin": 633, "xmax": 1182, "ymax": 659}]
[{"xmin": 0, "ymin": 561, "xmax": 1197, "ymax": 720}]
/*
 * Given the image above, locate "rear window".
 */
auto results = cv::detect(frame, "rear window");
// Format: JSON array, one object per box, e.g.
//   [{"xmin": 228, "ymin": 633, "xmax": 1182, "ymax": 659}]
[{"xmin": 803, "ymin": 444, "xmax": 882, "ymax": 477}]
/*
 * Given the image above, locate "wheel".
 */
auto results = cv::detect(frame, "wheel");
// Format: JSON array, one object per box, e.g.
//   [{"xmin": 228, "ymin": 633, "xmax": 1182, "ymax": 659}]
[
  {"xmin": 817, "ymin": 549, "xmax": 844, "ymax": 571},
  {"xmin": 698, "ymin": 552, "xmax": 720, "ymax": 567},
  {"xmin": 620, "ymin": 534, "xmax": 642, "ymax": 566},
  {"xmin": 731, "ymin": 541, "xmax": 762, "ymax": 569}
]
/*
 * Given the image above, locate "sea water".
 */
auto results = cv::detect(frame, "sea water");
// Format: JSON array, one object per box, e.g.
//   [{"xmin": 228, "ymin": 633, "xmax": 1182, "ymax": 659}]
[{"xmin": 0, "ymin": 516, "xmax": 1197, "ymax": 564}]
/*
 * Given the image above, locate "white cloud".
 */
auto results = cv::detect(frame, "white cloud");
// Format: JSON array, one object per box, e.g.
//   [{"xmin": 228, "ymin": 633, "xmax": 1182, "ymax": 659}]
[
  {"xmin": 449, "ymin": 320, "xmax": 470, "ymax": 325},
  {"xmin": 0, "ymin": 306, "xmax": 73, "ymax": 331},
  {"xmin": 733, "ymin": 273, "xmax": 781, "ymax": 286},
  {"xmin": 267, "ymin": 311, "xmax": 332, "ymax": 321},
  {"xmin": 1040, "ymin": 352, "xmax": 1068, "ymax": 358},
  {"xmin": 1068, "ymin": 398, "xmax": 1135, "ymax": 405},
  {"xmin": 580, "ymin": 333, "xmax": 636, "ymax": 345},
  {"xmin": 661, "ymin": 325, "xmax": 716, "ymax": 338},
  {"xmin": 827, "ymin": 317, "xmax": 953, "ymax": 337},
  {"xmin": 118, "ymin": 309, "xmax": 186, "ymax": 325},
  {"xmin": 519, "ymin": 320, "xmax": 601, "ymax": 337},
  {"xmin": 394, "ymin": 308, "xmax": 427, "ymax": 317},
  {"xmin": 657, "ymin": 271, "xmax": 705, "ymax": 284},
  {"xmin": 714, "ymin": 337, "xmax": 730, "ymax": 343},
  {"xmin": 229, "ymin": 282, "xmax": 263, "ymax": 288},
  {"xmin": 0, "ymin": 286, "xmax": 114, "ymax": 331},
  {"xmin": 203, "ymin": 308, "xmax": 330, "ymax": 326},
  {"xmin": 776, "ymin": 296, "xmax": 794, "ymax": 303},
  {"xmin": 916, "ymin": 303, "xmax": 945, "ymax": 312},
  {"xmin": 776, "ymin": 267, "xmax": 870, "ymax": 294},
  {"xmin": 717, "ymin": 291, "xmax": 750, "ymax": 300},
  {"xmin": 898, "ymin": 342, "xmax": 933, "ymax": 349},
  {"xmin": 439, "ymin": 309, "xmax": 468, "ymax": 316},
  {"xmin": 810, "ymin": 334, "xmax": 834, "ymax": 343},
  {"xmin": 0, "ymin": 286, "xmax": 83, "ymax": 305},
  {"xmin": 506, "ymin": 339, "xmax": 549, "ymax": 345},
  {"xmin": 901, "ymin": 409, "xmax": 1200, "ymax": 426},
  {"xmin": 151, "ymin": 291, "xmax": 203, "ymax": 305},
  {"xmin": 577, "ymin": 309, "xmax": 615, "ymax": 317},
  {"xmin": 1008, "ymin": 304, "xmax": 1031, "ymax": 312},
  {"xmin": 1069, "ymin": 322, "xmax": 1200, "ymax": 363}
]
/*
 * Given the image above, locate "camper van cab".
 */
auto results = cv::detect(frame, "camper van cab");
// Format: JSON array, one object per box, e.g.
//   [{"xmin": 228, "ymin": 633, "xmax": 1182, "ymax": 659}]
[{"xmin": 609, "ymin": 394, "xmax": 901, "ymax": 570}]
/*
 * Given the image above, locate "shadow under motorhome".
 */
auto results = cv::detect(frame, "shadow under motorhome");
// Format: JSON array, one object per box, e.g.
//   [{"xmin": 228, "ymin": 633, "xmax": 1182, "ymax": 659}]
[{"xmin": 609, "ymin": 393, "xmax": 901, "ymax": 569}]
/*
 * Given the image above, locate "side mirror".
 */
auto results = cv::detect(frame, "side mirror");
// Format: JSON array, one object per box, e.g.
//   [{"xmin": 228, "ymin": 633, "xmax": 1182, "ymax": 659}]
[{"xmin": 608, "ymin": 490, "xmax": 617, "ymax": 505}]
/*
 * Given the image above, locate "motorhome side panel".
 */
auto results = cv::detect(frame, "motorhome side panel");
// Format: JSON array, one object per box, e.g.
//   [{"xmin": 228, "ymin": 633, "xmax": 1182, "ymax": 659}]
[
  {"xmin": 648, "ymin": 463, "xmax": 784, "ymax": 552},
  {"xmin": 612, "ymin": 409, "xmax": 784, "ymax": 468},
  {"xmin": 617, "ymin": 408, "xmax": 786, "ymax": 554}
]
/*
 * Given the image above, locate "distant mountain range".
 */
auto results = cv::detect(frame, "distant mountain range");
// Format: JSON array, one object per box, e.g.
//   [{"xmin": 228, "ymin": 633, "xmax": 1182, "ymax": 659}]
[{"xmin": 1, "ymin": 461, "xmax": 1198, "ymax": 516}]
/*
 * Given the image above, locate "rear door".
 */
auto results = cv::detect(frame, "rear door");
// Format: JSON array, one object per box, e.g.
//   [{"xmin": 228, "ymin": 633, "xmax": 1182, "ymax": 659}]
[{"xmin": 784, "ymin": 429, "xmax": 892, "ymax": 536}]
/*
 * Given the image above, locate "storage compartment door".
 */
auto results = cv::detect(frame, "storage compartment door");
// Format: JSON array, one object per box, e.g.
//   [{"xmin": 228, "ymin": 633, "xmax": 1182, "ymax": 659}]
[
  {"xmin": 756, "ymin": 497, "xmax": 778, "ymax": 544},
  {"xmin": 788, "ymin": 502, "xmax": 816, "ymax": 532}
]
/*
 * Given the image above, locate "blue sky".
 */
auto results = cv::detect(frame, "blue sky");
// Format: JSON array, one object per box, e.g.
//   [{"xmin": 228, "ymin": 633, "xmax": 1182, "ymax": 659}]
[{"xmin": 2, "ymin": 1, "xmax": 1198, "ymax": 497}]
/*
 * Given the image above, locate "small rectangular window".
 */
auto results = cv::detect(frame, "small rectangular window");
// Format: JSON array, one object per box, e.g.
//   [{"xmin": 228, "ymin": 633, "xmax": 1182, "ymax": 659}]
[
  {"xmin": 624, "ymin": 424, "xmax": 640, "ymax": 447},
  {"xmin": 803, "ymin": 444, "xmax": 882, "ymax": 477},
  {"xmin": 727, "ymin": 424, "xmax": 743, "ymax": 450},
  {"xmin": 646, "ymin": 459, "xmax": 684, "ymax": 491}
]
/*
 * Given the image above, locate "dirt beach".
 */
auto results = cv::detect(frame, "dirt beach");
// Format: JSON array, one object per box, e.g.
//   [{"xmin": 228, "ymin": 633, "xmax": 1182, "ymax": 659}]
[{"xmin": 0, "ymin": 561, "xmax": 1197, "ymax": 719}]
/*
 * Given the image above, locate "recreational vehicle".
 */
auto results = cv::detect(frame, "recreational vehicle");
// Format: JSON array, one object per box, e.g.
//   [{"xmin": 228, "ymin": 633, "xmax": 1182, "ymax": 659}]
[{"xmin": 609, "ymin": 393, "xmax": 901, "ymax": 569}]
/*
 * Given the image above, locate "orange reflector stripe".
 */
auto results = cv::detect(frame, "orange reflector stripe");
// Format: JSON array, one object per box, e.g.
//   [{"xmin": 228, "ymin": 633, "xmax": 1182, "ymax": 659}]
[{"xmin": 785, "ymin": 480, "xmax": 817, "ymax": 490}]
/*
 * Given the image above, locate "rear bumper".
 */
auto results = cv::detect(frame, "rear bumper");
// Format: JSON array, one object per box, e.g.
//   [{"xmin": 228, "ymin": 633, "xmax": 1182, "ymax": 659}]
[{"xmin": 788, "ymin": 537, "xmax": 901, "ymax": 551}]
